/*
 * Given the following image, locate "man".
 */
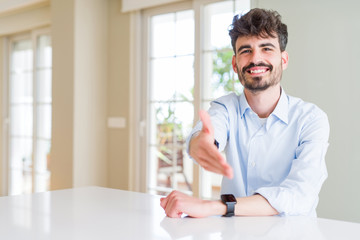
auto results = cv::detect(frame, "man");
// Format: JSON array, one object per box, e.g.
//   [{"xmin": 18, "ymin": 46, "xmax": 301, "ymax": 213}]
[{"xmin": 160, "ymin": 8, "xmax": 329, "ymax": 218}]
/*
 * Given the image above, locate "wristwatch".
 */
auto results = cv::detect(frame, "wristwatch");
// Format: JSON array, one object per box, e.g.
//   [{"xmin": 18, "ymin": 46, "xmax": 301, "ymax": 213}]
[{"xmin": 221, "ymin": 194, "xmax": 237, "ymax": 217}]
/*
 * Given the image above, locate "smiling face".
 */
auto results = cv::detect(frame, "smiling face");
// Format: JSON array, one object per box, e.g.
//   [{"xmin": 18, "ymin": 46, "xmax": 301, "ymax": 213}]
[{"xmin": 232, "ymin": 35, "xmax": 288, "ymax": 93}]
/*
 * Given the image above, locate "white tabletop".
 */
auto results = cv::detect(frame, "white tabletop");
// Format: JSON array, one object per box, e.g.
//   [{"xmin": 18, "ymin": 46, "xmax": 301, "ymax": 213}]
[{"xmin": 0, "ymin": 186, "xmax": 359, "ymax": 240}]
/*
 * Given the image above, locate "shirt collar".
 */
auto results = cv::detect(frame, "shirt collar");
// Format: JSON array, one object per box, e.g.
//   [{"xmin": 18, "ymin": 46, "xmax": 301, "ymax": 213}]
[
  {"xmin": 271, "ymin": 87, "xmax": 289, "ymax": 125},
  {"xmin": 239, "ymin": 92, "xmax": 251, "ymax": 118},
  {"xmin": 239, "ymin": 87, "xmax": 289, "ymax": 124}
]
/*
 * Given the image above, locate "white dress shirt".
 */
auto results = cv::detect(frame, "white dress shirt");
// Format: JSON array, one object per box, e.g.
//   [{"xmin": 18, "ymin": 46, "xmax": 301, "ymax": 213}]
[{"xmin": 187, "ymin": 88, "xmax": 330, "ymax": 216}]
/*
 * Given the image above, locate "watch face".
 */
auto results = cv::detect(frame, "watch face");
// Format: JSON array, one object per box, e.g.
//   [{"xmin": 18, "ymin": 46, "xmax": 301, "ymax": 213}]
[{"xmin": 221, "ymin": 194, "xmax": 237, "ymax": 203}]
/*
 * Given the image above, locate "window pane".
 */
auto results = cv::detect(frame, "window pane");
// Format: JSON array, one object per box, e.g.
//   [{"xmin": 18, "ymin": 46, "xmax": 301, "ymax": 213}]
[
  {"xmin": 203, "ymin": 50, "xmax": 242, "ymax": 100},
  {"xmin": 204, "ymin": 1, "xmax": 234, "ymax": 50},
  {"xmin": 37, "ymin": 104, "xmax": 52, "ymax": 139},
  {"xmin": 174, "ymin": 56, "xmax": 194, "ymax": 101},
  {"xmin": 151, "ymin": 13, "xmax": 175, "ymax": 58},
  {"xmin": 9, "ymin": 137, "xmax": 33, "ymax": 195},
  {"xmin": 151, "ymin": 58, "xmax": 176, "ymax": 101},
  {"xmin": 173, "ymin": 101, "xmax": 194, "ymax": 139},
  {"xmin": 10, "ymin": 72, "xmax": 33, "ymax": 104},
  {"xmin": 37, "ymin": 69, "xmax": 52, "ymax": 103},
  {"xmin": 11, "ymin": 40, "xmax": 33, "ymax": 71},
  {"xmin": 175, "ymin": 10, "xmax": 194, "ymax": 55},
  {"xmin": 34, "ymin": 139, "xmax": 51, "ymax": 192},
  {"xmin": 10, "ymin": 104, "xmax": 33, "ymax": 137},
  {"xmin": 37, "ymin": 35, "xmax": 52, "ymax": 68}
]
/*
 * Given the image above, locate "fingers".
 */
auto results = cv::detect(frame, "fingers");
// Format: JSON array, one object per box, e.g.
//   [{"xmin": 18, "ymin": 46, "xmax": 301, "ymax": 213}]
[
  {"xmin": 192, "ymin": 135, "xmax": 234, "ymax": 179},
  {"xmin": 199, "ymin": 110, "xmax": 214, "ymax": 135},
  {"xmin": 160, "ymin": 191, "xmax": 184, "ymax": 218},
  {"xmin": 199, "ymin": 153, "xmax": 233, "ymax": 179}
]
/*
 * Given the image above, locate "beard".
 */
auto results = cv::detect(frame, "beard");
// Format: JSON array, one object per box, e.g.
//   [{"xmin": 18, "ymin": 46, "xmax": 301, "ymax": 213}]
[{"xmin": 236, "ymin": 60, "xmax": 283, "ymax": 93}]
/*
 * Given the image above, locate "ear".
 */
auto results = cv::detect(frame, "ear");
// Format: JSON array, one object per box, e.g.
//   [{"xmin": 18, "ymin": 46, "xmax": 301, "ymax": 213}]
[
  {"xmin": 232, "ymin": 55, "xmax": 238, "ymax": 73},
  {"xmin": 281, "ymin": 51, "xmax": 289, "ymax": 70}
]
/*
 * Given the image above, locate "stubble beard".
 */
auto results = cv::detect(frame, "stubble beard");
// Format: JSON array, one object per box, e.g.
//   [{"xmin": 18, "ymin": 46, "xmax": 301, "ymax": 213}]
[{"xmin": 237, "ymin": 61, "xmax": 283, "ymax": 94}]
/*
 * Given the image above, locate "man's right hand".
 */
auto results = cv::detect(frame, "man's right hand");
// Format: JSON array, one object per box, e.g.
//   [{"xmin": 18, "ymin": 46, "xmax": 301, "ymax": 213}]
[{"xmin": 189, "ymin": 110, "xmax": 233, "ymax": 179}]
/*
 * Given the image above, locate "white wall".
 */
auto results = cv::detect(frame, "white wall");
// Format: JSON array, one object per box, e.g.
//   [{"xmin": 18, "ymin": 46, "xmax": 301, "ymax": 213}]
[
  {"xmin": 73, "ymin": 0, "xmax": 108, "ymax": 187},
  {"xmin": 255, "ymin": 0, "xmax": 360, "ymax": 222}
]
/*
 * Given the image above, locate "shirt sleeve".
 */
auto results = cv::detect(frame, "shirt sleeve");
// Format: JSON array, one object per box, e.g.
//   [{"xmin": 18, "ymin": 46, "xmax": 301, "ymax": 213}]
[
  {"xmin": 186, "ymin": 100, "xmax": 230, "ymax": 158},
  {"xmin": 255, "ymin": 109, "xmax": 330, "ymax": 216}
]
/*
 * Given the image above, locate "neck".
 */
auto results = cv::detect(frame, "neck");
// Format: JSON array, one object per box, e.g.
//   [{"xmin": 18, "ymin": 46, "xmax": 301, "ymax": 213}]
[{"xmin": 244, "ymin": 84, "xmax": 281, "ymax": 118}]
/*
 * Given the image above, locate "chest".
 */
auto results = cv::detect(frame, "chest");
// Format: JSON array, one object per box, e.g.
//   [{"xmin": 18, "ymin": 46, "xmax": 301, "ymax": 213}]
[{"xmin": 231, "ymin": 115, "xmax": 300, "ymax": 186}]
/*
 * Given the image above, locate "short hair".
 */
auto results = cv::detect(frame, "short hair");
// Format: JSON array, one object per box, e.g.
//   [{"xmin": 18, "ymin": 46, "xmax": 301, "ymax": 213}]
[{"xmin": 229, "ymin": 8, "xmax": 288, "ymax": 53}]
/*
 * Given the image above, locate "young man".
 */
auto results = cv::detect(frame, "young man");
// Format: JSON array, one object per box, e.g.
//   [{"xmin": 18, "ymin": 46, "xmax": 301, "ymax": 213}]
[{"xmin": 160, "ymin": 8, "xmax": 329, "ymax": 218}]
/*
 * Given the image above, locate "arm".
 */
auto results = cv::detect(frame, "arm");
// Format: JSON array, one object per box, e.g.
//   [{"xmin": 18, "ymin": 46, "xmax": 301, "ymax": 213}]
[
  {"xmin": 256, "ymin": 110, "xmax": 330, "ymax": 216},
  {"xmin": 160, "ymin": 191, "xmax": 278, "ymax": 218}
]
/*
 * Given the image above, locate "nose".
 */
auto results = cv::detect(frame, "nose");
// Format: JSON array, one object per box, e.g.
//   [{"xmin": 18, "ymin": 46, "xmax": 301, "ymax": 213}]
[{"xmin": 250, "ymin": 49, "xmax": 263, "ymax": 64}]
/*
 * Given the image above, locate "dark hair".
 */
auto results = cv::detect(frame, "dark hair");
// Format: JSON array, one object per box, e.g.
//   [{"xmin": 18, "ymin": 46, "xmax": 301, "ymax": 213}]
[{"xmin": 229, "ymin": 8, "xmax": 288, "ymax": 53}]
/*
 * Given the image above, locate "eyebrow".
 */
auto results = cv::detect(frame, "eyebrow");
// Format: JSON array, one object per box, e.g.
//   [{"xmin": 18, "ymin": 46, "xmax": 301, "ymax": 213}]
[
  {"xmin": 260, "ymin": 43, "xmax": 276, "ymax": 48},
  {"xmin": 237, "ymin": 44, "xmax": 251, "ymax": 54},
  {"xmin": 237, "ymin": 42, "xmax": 277, "ymax": 54}
]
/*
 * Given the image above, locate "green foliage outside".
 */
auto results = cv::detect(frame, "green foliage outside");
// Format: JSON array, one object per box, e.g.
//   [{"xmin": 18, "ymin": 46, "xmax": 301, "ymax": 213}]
[{"xmin": 212, "ymin": 50, "xmax": 243, "ymax": 95}]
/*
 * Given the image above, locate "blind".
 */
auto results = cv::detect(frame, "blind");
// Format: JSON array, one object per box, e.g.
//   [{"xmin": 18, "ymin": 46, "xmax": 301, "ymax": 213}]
[{"xmin": 122, "ymin": 0, "xmax": 185, "ymax": 12}]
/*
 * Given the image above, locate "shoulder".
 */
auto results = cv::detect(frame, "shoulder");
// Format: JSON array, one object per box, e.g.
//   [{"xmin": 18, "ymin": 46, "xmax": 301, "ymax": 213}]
[
  {"xmin": 287, "ymin": 95, "xmax": 329, "ymax": 140},
  {"xmin": 211, "ymin": 92, "xmax": 240, "ymax": 109},
  {"xmin": 287, "ymin": 95, "xmax": 328, "ymax": 121}
]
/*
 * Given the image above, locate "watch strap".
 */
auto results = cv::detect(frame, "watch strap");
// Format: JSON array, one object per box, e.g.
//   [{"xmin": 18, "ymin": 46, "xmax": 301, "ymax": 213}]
[{"xmin": 223, "ymin": 202, "xmax": 236, "ymax": 217}]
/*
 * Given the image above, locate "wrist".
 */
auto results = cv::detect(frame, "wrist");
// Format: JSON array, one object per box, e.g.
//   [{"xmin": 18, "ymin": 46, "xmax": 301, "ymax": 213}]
[{"xmin": 204, "ymin": 200, "xmax": 227, "ymax": 216}]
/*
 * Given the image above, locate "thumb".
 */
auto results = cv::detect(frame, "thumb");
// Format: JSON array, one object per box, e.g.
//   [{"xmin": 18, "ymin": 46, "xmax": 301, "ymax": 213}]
[{"xmin": 199, "ymin": 110, "xmax": 214, "ymax": 136}]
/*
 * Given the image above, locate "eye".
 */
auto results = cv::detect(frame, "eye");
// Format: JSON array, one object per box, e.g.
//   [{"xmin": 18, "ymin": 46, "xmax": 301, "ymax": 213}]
[
  {"xmin": 263, "ymin": 47, "xmax": 273, "ymax": 51},
  {"xmin": 240, "ymin": 49, "xmax": 251, "ymax": 54}
]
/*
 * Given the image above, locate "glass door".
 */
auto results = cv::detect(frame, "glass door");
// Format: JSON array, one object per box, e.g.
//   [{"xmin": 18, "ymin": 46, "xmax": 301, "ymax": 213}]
[
  {"xmin": 7, "ymin": 30, "xmax": 52, "ymax": 195},
  {"xmin": 147, "ymin": 9, "xmax": 195, "ymax": 195}
]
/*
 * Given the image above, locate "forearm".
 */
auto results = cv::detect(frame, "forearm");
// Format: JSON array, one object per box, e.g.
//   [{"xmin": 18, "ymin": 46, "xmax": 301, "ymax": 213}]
[
  {"xmin": 235, "ymin": 194, "xmax": 278, "ymax": 216},
  {"xmin": 208, "ymin": 194, "xmax": 278, "ymax": 217}
]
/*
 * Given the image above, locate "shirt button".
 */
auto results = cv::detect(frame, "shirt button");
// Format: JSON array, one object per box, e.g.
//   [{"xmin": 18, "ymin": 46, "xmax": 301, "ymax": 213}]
[{"xmin": 250, "ymin": 161, "xmax": 256, "ymax": 167}]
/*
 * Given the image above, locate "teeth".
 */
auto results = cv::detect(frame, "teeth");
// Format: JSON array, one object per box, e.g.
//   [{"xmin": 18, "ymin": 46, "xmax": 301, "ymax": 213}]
[{"xmin": 250, "ymin": 69, "xmax": 266, "ymax": 74}]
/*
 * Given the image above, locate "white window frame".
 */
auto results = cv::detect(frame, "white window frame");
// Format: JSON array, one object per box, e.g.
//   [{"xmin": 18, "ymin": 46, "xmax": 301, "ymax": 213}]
[{"xmin": 2, "ymin": 27, "xmax": 52, "ymax": 196}]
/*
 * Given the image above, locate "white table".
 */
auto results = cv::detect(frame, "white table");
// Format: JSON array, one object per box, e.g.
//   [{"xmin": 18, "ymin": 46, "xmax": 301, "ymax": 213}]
[{"xmin": 0, "ymin": 187, "xmax": 359, "ymax": 239}]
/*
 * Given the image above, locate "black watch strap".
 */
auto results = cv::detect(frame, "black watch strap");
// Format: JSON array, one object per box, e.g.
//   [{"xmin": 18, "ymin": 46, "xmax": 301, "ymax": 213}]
[
  {"xmin": 221, "ymin": 194, "xmax": 237, "ymax": 217},
  {"xmin": 224, "ymin": 202, "xmax": 236, "ymax": 217}
]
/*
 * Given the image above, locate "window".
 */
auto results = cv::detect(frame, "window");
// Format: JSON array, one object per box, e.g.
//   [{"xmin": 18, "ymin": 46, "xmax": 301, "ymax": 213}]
[
  {"xmin": 142, "ymin": 0, "xmax": 249, "ymax": 199},
  {"xmin": 4, "ymin": 29, "xmax": 52, "ymax": 195},
  {"xmin": 147, "ymin": 8, "xmax": 195, "ymax": 195}
]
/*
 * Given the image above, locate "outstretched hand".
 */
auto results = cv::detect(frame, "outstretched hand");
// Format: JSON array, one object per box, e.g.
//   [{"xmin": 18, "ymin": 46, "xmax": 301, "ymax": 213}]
[{"xmin": 189, "ymin": 110, "xmax": 233, "ymax": 179}]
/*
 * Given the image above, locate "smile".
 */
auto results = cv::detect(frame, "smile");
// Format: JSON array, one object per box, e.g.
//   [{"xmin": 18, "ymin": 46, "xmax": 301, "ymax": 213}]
[
  {"xmin": 242, "ymin": 63, "xmax": 273, "ymax": 75},
  {"xmin": 246, "ymin": 67, "xmax": 270, "ymax": 75}
]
